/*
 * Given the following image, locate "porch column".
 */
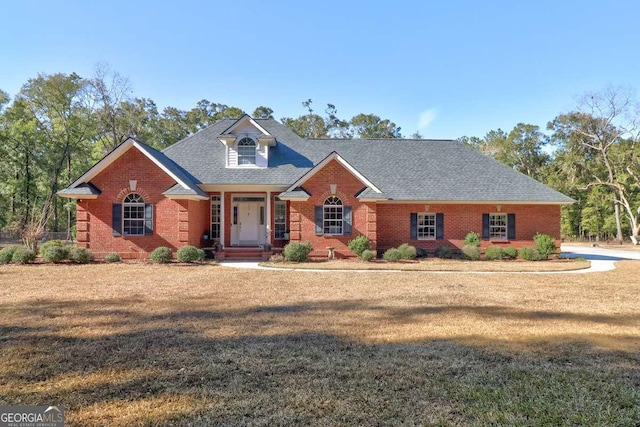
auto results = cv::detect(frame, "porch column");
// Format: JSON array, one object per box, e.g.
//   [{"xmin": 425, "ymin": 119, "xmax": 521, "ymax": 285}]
[
  {"xmin": 266, "ymin": 191, "xmax": 271, "ymax": 244},
  {"xmin": 220, "ymin": 191, "xmax": 225, "ymax": 249}
]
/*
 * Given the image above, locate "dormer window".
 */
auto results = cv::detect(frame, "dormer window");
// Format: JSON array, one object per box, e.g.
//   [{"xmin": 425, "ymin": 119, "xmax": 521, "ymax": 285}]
[{"xmin": 237, "ymin": 137, "xmax": 257, "ymax": 165}]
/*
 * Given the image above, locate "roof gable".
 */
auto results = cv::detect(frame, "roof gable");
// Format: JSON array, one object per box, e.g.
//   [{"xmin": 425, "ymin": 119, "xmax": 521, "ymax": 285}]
[
  {"xmin": 283, "ymin": 151, "xmax": 383, "ymax": 196},
  {"xmin": 62, "ymin": 138, "xmax": 207, "ymax": 200},
  {"xmin": 220, "ymin": 114, "xmax": 271, "ymax": 136}
]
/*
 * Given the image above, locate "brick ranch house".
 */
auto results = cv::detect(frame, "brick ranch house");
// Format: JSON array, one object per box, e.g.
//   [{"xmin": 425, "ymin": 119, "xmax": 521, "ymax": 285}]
[{"xmin": 58, "ymin": 115, "xmax": 573, "ymax": 260}]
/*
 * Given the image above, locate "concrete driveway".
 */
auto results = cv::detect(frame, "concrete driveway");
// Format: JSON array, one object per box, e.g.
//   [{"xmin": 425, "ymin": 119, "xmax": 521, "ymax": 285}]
[{"xmin": 560, "ymin": 244, "xmax": 640, "ymax": 273}]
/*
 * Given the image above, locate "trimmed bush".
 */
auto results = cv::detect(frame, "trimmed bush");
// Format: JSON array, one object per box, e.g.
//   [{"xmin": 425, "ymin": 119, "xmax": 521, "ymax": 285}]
[
  {"xmin": 69, "ymin": 247, "xmax": 94, "ymax": 264},
  {"xmin": 383, "ymin": 248, "xmax": 403, "ymax": 262},
  {"xmin": 463, "ymin": 231, "xmax": 481, "ymax": 247},
  {"xmin": 416, "ymin": 247, "xmax": 429, "ymax": 258},
  {"xmin": 283, "ymin": 241, "xmax": 313, "ymax": 262},
  {"xmin": 12, "ymin": 247, "xmax": 36, "ymax": 264},
  {"xmin": 434, "ymin": 246, "xmax": 452, "ymax": 259},
  {"xmin": 104, "ymin": 253, "xmax": 121, "ymax": 263},
  {"xmin": 177, "ymin": 245, "xmax": 205, "ymax": 263},
  {"xmin": 42, "ymin": 245, "xmax": 69, "ymax": 263},
  {"xmin": 269, "ymin": 253, "xmax": 285, "ymax": 263},
  {"xmin": 150, "ymin": 246, "xmax": 173, "ymax": 263},
  {"xmin": 0, "ymin": 246, "xmax": 19, "ymax": 264},
  {"xmin": 39, "ymin": 240, "xmax": 65, "ymax": 255},
  {"xmin": 519, "ymin": 246, "xmax": 542, "ymax": 261},
  {"xmin": 534, "ymin": 233, "xmax": 556, "ymax": 260},
  {"xmin": 461, "ymin": 245, "xmax": 480, "ymax": 261},
  {"xmin": 360, "ymin": 249, "xmax": 376, "ymax": 262},
  {"xmin": 348, "ymin": 235, "xmax": 371, "ymax": 258},
  {"xmin": 484, "ymin": 245, "xmax": 504, "ymax": 261},
  {"xmin": 502, "ymin": 246, "xmax": 518, "ymax": 259},
  {"xmin": 397, "ymin": 243, "xmax": 417, "ymax": 260}
]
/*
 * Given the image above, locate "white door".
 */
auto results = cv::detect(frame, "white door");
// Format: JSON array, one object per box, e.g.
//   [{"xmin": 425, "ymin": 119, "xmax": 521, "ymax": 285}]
[{"xmin": 238, "ymin": 202, "xmax": 259, "ymax": 244}]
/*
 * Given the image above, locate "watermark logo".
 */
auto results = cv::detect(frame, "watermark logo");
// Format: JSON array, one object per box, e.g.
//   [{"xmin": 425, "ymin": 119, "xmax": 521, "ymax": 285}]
[{"xmin": 0, "ymin": 405, "xmax": 64, "ymax": 427}]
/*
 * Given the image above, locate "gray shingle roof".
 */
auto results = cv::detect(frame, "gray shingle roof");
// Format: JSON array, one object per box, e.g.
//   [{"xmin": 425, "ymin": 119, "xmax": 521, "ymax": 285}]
[
  {"xmin": 58, "ymin": 183, "xmax": 101, "ymax": 197},
  {"xmin": 161, "ymin": 119, "xmax": 572, "ymax": 203},
  {"xmin": 132, "ymin": 139, "xmax": 208, "ymax": 198}
]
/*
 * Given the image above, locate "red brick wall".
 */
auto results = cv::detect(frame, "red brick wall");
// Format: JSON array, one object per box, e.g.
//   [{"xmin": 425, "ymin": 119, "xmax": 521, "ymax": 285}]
[
  {"xmin": 76, "ymin": 147, "xmax": 203, "ymax": 259},
  {"xmin": 289, "ymin": 159, "xmax": 376, "ymax": 257},
  {"xmin": 376, "ymin": 203, "xmax": 561, "ymax": 252},
  {"xmin": 285, "ymin": 158, "xmax": 562, "ymax": 257}
]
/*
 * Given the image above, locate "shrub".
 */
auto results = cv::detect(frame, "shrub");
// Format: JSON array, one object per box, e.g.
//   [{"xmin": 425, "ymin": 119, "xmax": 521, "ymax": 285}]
[
  {"xmin": 519, "ymin": 246, "xmax": 542, "ymax": 261},
  {"xmin": 360, "ymin": 249, "xmax": 376, "ymax": 262},
  {"xmin": 463, "ymin": 231, "xmax": 481, "ymax": 247},
  {"xmin": 150, "ymin": 246, "xmax": 173, "ymax": 263},
  {"xmin": 12, "ymin": 247, "xmax": 36, "ymax": 264},
  {"xmin": 502, "ymin": 246, "xmax": 518, "ymax": 259},
  {"xmin": 484, "ymin": 245, "xmax": 503, "ymax": 261},
  {"xmin": 283, "ymin": 241, "xmax": 313, "ymax": 262},
  {"xmin": 177, "ymin": 245, "xmax": 205, "ymax": 263},
  {"xmin": 69, "ymin": 247, "xmax": 94, "ymax": 264},
  {"xmin": 461, "ymin": 245, "xmax": 480, "ymax": 261},
  {"xmin": 104, "ymin": 253, "xmax": 121, "ymax": 263},
  {"xmin": 416, "ymin": 247, "xmax": 429, "ymax": 258},
  {"xmin": 348, "ymin": 235, "xmax": 371, "ymax": 258},
  {"xmin": 534, "ymin": 233, "xmax": 556, "ymax": 260},
  {"xmin": 269, "ymin": 253, "xmax": 285, "ymax": 263},
  {"xmin": 397, "ymin": 243, "xmax": 417, "ymax": 260},
  {"xmin": 42, "ymin": 245, "xmax": 69, "ymax": 263},
  {"xmin": 434, "ymin": 246, "xmax": 452, "ymax": 259},
  {"xmin": 383, "ymin": 248, "xmax": 403, "ymax": 262},
  {"xmin": 39, "ymin": 239, "xmax": 66, "ymax": 256},
  {"xmin": 0, "ymin": 246, "xmax": 19, "ymax": 264}
]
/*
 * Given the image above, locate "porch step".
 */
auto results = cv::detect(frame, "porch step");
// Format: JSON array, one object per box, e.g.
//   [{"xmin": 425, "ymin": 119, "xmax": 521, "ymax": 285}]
[{"xmin": 222, "ymin": 247, "xmax": 266, "ymax": 261}]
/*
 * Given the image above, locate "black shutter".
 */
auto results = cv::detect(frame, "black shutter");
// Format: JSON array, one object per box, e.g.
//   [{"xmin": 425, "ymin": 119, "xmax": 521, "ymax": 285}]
[
  {"xmin": 410, "ymin": 213, "xmax": 417, "ymax": 240},
  {"xmin": 343, "ymin": 206, "xmax": 352, "ymax": 235},
  {"xmin": 436, "ymin": 213, "xmax": 444, "ymax": 240},
  {"xmin": 507, "ymin": 213, "xmax": 516, "ymax": 240},
  {"xmin": 482, "ymin": 213, "xmax": 490, "ymax": 240},
  {"xmin": 144, "ymin": 204, "xmax": 154, "ymax": 235},
  {"xmin": 314, "ymin": 206, "xmax": 323, "ymax": 235},
  {"xmin": 112, "ymin": 204, "xmax": 122, "ymax": 236}
]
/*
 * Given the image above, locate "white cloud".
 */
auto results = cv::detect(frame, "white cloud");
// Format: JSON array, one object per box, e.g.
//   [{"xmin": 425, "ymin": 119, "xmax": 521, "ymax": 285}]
[{"xmin": 417, "ymin": 108, "xmax": 437, "ymax": 131}]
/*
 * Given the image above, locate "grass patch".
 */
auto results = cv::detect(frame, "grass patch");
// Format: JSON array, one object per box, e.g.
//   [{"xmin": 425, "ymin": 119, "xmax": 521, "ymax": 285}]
[{"xmin": 0, "ymin": 262, "xmax": 638, "ymax": 426}]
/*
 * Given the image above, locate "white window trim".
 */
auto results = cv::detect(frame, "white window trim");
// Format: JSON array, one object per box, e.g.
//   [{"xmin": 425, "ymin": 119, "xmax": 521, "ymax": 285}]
[
  {"xmin": 236, "ymin": 137, "xmax": 257, "ymax": 166},
  {"xmin": 489, "ymin": 213, "xmax": 508, "ymax": 240},
  {"xmin": 417, "ymin": 212, "xmax": 436, "ymax": 240},
  {"xmin": 123, "ymin": 193, "xmax": 145, "ymax": 236},
  {"xmin": 323, "ymin": 196, "xmax": 343, "ymax": 236},
  {"xmin": 210, "ymin": 195, "xmax": 221, "ymax": 240},
  {"xmin": 274, "ymin": 200, "xmax": 287, "ymax": 239}
]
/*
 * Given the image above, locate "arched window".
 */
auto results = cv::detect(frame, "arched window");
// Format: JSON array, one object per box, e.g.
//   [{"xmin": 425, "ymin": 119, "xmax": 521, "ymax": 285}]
[
  {"xmin": 323, "ymin": 196, "xmax": 343, "ymax": 235},
  {"xmin": 123, "ymin": 193, "xmax": 145, "ymax": 236},
  {"xmin": 237, "ymin": 137, "xmax": 256, "ymax": 165}
]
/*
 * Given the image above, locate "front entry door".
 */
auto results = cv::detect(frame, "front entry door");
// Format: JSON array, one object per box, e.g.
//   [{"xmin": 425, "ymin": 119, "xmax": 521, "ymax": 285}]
[{"xmin": 238, "ymin": 202, "xmax": 259, "ymax": 244}]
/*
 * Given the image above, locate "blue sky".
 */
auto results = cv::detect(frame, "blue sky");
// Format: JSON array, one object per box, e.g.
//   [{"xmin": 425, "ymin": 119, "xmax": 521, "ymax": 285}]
[{"xmin": 2, "ymin": 0, "xmax": 639, "ymax": 139}]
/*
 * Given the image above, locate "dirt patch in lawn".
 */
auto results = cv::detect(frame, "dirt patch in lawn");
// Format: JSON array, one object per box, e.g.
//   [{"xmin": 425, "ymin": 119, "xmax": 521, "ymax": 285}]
[
  {"xmin": 261, "ymin": 257, "xmax": 591, "ymax": 272},
  {"xmin": 0, "ymin": 262, "xmax": 639, "ymax": 426}
]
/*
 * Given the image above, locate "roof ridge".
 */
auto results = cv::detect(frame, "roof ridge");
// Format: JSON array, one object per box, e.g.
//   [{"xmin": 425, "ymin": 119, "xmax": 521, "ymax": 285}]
[{"xmin": 162, "ymin": 118, "xmax": 236, "ymax": 153}]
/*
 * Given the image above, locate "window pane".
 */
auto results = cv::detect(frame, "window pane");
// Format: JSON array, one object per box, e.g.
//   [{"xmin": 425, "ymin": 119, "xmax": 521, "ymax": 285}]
[
  {"xmin": 123, "ymin": 193, "xmax": 146, "ymax": 236},
  {"xmin": 211, "ymin": 196, "xmax": 221, "ymax": 239},
  {"xmin": 417, "ymin": 213, "xmax": 436, "ymax": 240},
  {"xmin": 274, "ymin": 201, "xmax": 287, "ymax": 239}
]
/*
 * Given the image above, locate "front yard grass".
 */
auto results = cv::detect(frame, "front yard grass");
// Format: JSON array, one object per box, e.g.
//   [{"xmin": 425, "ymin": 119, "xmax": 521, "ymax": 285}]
[
  {"xmin": 0, "ymin": 262, "xmax": 639, "ymax": 426},
  {"xmin": 261, "ymin": 257, "xmax": 590, "ymax": 272}
]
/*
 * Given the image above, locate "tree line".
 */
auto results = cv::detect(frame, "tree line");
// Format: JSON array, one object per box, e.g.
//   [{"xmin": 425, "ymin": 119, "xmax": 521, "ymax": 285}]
[{"xmin": 0, "ymin": 66, "xmax": 638, "ymax": 244}]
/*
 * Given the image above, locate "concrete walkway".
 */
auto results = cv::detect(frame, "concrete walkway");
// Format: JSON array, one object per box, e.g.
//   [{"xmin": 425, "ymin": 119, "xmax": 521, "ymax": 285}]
[{"xmin": 220, "ymin": 244, "xmax": 639, "ymax": 274}]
